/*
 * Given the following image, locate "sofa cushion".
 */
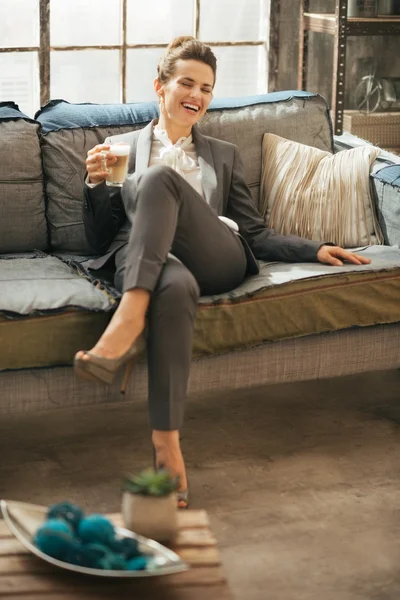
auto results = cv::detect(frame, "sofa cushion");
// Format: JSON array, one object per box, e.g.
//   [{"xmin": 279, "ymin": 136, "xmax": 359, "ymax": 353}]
[
  {"xmin": 0, "ymin": 310, "xmax": 110, "ymax": 371},
  {"xmin": 0, "ymin": 102, "xmax": 47, "ymax": 253},
  {"xmin": 194, "ymin": 245, "xmax": 400, "ymax": 357},
  {"xmin": 2, "ymin": 246, "xmax": 399, "ymax": 370},
  {"xmin": 58, "ymin": 245, "xmax": 400, "ymax": 363},
  {"xmin": 35, "ymin": 91, "xmax": 333, "ymax": 253},
  {"xmin": 0, "ymin": 254, "xmax": 114, "ymax": 371},
  {"xmin": 372, "ymin": 164, "xmax": 400, "ymax": 246},
  {"xmin": 260, "ymin": 133, "xmax": 383, "ymax": 248}
]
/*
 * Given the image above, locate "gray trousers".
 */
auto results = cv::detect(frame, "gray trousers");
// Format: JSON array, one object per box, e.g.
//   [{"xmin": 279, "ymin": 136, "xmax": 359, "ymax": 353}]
[{"xmin": 113, "ymin": 165, "xmax": 247, "ymax": 430}]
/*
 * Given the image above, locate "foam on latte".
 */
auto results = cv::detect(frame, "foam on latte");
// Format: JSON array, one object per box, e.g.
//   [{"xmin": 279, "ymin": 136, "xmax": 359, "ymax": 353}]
[{"xmin": 109, "ymin": 144, "xmax": 130, "ymax": 156}]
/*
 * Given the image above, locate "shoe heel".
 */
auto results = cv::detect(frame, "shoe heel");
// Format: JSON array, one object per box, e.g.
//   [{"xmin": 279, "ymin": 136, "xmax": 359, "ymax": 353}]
[
  {"xmin": 120, "ymin": 358, "xmax": 135, "ymax": 394},
  {"xmin": 177, "ymin": 488, "xmax": 189, "ymax": 510}
]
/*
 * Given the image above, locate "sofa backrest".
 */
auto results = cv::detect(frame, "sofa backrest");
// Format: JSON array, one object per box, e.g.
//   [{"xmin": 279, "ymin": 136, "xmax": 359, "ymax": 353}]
[
  {"xmin": 35, "ymin": 91, "xmax": 334, "ymax": 255},
  {"xmin": 0, "ymin": 102, "xmax": 47, "ymax": 253}
]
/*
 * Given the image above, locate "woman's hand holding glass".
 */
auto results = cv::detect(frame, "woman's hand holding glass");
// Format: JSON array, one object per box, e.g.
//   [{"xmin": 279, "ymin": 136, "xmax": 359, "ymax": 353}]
[{"xmin": 86, "ymin": 144, "xmax": 117, "ymax": 185}]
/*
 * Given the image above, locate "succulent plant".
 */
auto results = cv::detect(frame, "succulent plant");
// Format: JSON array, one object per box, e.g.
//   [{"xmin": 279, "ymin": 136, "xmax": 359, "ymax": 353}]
[{"xmin": 122, "ymin": 468, "xmax": 180, "ymax": 497}]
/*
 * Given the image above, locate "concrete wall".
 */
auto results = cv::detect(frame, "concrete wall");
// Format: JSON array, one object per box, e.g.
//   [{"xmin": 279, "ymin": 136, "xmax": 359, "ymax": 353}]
[{"xmin": 275, "ymin": 0, "xmax": 400, "ymax": 109}]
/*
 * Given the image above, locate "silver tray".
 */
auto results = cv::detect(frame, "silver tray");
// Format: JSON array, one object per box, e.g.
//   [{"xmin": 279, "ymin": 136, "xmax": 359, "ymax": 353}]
[{"xmin": 0, "ymin": 499, "xmax": 188, "ymax": 578}]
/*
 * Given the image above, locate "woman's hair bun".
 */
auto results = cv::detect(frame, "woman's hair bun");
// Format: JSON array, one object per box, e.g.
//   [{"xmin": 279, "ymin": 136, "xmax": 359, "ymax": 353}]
[
  {"xmin": 157, "ymin": 36, "xmax": 217, "ymax": 85},
  {"xmin": 166, "ymin": 36, "xmax": 196, "ymax": 53}
]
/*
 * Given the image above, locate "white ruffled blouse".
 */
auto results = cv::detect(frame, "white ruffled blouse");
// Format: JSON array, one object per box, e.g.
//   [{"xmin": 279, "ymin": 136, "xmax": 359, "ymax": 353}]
[
  {"xmin": 151, "ymin": 127, "xmax": 238, "ymax": 232},
  {"xmin": 150, "ymin": 127, "xmax": 204, "ymax": 198}
]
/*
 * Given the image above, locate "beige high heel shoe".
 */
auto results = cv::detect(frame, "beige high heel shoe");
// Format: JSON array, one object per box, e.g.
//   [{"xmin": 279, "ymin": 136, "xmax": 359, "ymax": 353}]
[{"xmin": 74, "ymin": 336, "xmax": 146, "ymax": 393}]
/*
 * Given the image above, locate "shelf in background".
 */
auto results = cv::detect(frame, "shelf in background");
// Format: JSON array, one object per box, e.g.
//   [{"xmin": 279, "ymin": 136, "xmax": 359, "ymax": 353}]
[
  {"xmin": 304, "ymin": 13, "xmax": 400, "ymax": 35},
  {"xmin": 298, "ymin": 0, "xmax": 400, "ymax": 134}
]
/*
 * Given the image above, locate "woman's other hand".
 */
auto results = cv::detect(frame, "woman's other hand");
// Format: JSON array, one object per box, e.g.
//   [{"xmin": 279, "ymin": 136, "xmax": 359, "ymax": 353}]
[
  {"xmin": 317, "ymin": 245, "xmax": 371, "ymax": 266},
  {"xmin": 86, "ymin": 144, "xmax": 117, "ymax": 184}
]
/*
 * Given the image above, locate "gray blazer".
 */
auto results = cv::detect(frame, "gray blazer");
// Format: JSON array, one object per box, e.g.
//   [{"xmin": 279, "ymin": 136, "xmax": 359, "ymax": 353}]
[{"xmin": 83, "ymin": 120, "xmax": 323, "ymax": 274}]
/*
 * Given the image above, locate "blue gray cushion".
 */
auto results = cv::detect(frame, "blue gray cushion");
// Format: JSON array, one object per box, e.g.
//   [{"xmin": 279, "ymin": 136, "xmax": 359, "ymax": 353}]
[
  {"xmin": 0, "ymin": 253, "xmax": 114, "ymax": 371},
  {"xmin": 372, "ymin": 165, "xmax": 400, "ymax": 246},
  {"xmin": 0, "ymin": 254, "xmax": 113, "ymax": 315},
  {"xmin": 0, "ymin": 102, "xmax": 47, "ymax": 253}
]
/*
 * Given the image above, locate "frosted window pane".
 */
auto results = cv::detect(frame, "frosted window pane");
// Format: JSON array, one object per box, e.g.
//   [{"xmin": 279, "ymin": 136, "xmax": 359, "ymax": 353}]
[
  {"xmin": 200, "ymin": 0, "xmax": 266, "ymax": 42},
  {"xmin": 0, "ymin": 52, "xmax": 39, "ymax": 117},
  {"xmin": 211, "ymin": 46, "xmax": 267, "ymax": 98},
  {"xmin": 0, "ymin": 0, "xmax": 39, "ymax": 47},
  {"xmin": 50, "ymin": 0, "xmax": 121, "ymax": 46},
  {"xmin": 51, "ymin": 51, "xmax": 120, "ymax": 104},
  {"xmin": 126, "ymin": 49, "xmax": 162, "ymax": 102},
  {"xmin": 127, "ymin": 0, "xmax": 193, "ymax": 44}
]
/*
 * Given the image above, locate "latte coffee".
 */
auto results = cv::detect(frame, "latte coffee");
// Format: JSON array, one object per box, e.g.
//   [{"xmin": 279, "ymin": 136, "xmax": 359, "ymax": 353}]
[{"xmin": 102, "ymin": 144, "xmax": 130, "ymax": 187}]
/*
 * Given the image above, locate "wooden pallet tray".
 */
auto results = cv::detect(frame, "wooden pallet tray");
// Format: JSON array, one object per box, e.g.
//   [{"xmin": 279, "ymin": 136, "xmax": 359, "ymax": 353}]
[{"xmin": 0, "ymin": 509, "xmax": 234, "ymax": 600}]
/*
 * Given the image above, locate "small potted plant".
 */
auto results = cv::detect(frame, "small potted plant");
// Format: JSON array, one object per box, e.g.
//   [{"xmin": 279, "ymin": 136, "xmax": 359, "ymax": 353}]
[{"xmin": 121, "ymin": 468, "xmax": 180, "ymax": 542}]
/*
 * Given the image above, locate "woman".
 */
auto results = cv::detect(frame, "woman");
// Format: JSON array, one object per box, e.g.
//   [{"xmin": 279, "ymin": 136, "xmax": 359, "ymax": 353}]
[{"xmin": 75, "ymin": 36, "xmax": 370, "ymax": 508}]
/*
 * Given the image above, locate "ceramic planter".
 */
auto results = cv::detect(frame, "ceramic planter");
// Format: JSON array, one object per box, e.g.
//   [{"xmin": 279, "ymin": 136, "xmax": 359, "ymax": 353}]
[{"xmin": 122, "ymin": 492, "xmax": 178, "ymax": 542}]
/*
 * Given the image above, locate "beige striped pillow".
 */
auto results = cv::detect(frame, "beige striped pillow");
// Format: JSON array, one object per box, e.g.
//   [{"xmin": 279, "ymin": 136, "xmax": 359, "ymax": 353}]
[{"xmin": 260, "ymin": 133, "xmax": 383, "ymax": 248}]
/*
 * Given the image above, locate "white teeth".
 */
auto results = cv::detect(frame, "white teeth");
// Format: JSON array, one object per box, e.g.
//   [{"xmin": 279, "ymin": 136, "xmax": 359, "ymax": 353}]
[{"xmin": 182, "ymin": 103, "xmax": 199, "ymax": 112}]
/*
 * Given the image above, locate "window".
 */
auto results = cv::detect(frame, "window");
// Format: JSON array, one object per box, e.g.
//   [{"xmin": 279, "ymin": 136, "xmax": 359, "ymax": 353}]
[{"xmin": 0, "ymin": 0, "xmax": 269, "ymax": 117}]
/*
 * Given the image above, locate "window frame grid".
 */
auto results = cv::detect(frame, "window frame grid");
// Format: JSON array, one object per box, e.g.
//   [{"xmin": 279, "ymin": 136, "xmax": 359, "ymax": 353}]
[{"xmin": 0, "ymin": 0, "xmax": 271, "ymax": 107}]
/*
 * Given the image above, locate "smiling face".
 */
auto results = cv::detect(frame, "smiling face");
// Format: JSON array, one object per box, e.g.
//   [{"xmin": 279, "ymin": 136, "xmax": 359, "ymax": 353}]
[{"xmin": 154, "ymin": 59, "xmax": 214, "ymax": 136}]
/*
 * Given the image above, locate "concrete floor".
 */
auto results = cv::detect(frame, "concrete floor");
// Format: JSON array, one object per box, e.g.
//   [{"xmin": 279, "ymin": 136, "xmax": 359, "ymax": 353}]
[{"xmin": 1, "ymin": 369, "xmax": 400, "ymax": 600}]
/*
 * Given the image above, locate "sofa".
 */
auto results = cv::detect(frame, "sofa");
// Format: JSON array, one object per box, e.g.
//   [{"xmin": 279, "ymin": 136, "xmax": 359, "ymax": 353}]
[{"xmin": 1, "ymin": 91, "xmax": 399, "ymax": 415}]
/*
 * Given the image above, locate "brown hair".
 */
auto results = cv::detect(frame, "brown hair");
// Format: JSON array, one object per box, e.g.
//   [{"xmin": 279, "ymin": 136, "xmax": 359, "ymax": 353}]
[{"xmin": 157, "ymin": 36, "xmax": 217, "ymax": 87}]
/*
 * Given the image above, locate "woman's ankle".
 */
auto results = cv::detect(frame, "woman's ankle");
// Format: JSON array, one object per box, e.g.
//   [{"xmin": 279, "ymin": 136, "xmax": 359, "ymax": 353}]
[
  {"xmin": 152, "ymin": 430, "xmax": 187, "ymax": 490},
  {"xmin": 152, "ymin": 429, "xmax": 180, "ymax": 449}
]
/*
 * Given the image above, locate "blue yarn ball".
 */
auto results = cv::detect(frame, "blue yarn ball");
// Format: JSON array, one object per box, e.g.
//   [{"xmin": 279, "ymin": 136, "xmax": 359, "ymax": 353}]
[
  {"xmin": 65, "ymin": 542, "xmax": 110, "ymax": 569},
  {"xmin": 110, "ymin": 537, "xmax": 140, "ymax": 559},
  {"xmin": 33, "ymin": 518, "xmax": 75, "ymax": 560},
  {"xmin": 126, "ymin": 555, "xmax": 148, "ymax": 571},
  {"xmin": 98, "ymin": 552, "xmax": 126, "ymax": 570},
  {"xmin": 47, "ymin": 502, "xmax": 84, "ymax": 531},
  {"xmin": 77, "ymin": 515, "xmax": 115, "ymax": 545}
]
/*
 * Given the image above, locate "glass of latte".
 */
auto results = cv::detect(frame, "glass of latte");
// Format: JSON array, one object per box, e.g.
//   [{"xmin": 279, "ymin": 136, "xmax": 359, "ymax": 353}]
[{"xmin": 101, "ymin": 143, "xmax": 130, "ymax": 187}]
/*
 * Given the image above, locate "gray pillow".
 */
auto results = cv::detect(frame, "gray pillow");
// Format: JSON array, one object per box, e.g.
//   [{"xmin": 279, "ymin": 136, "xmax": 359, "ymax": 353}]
[
  {"xmin": 0, "ymin": 102, "xmax": 47, "ymax": 252},
  {"xmin": 37, "ymin": 100, "xmax": 158, "ymax": 253}
]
